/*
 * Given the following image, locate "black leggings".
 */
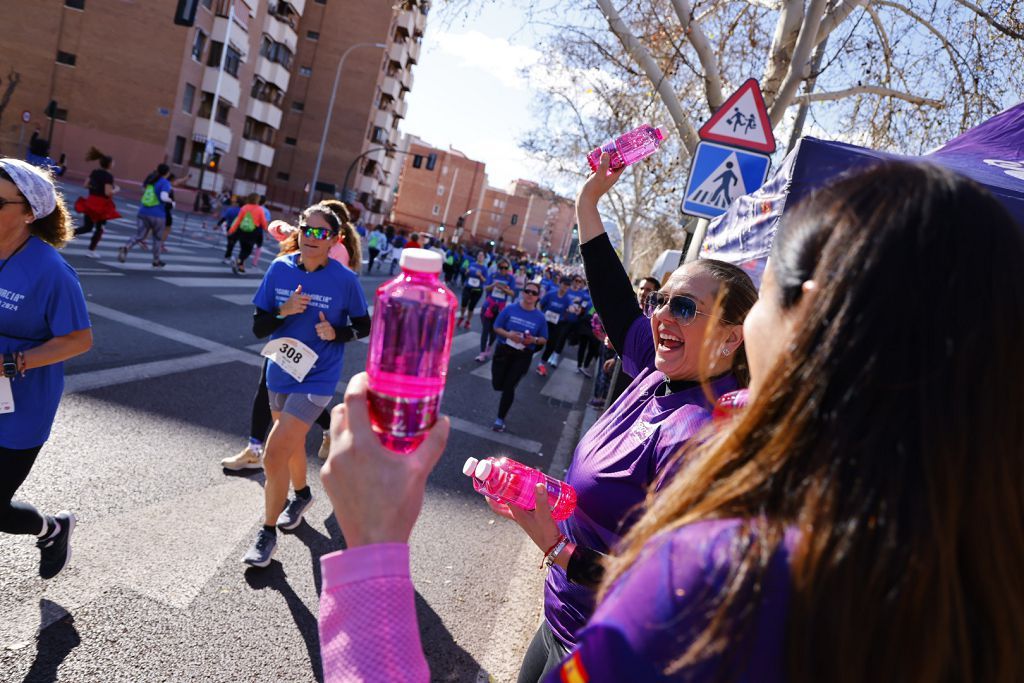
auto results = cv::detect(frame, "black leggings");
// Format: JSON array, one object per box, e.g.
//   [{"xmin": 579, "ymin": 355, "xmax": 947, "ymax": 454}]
[
  {"xmin": 251, "ymin": 360, "xmax": 331, "ymax": 442},
  {"xmin": 491, "ymin": 344, "xmax": 533, "ymax": 419},
  {"xmin": 541, "ymin": 322, "xmax": 570, "ymax": 362},
  {"xmin": 74, "ymin": 217, "xmax": 107, "ymax": 250},
  {"xmin": 517, "ymin": 622, "xmax": 570, "ymax": 683},
  {"xmin": 1, "ymin": 445, "xmax": 47, "ymax": 536},
  {"xmin": 576, "ymin": 333, "xmax": 599, "ymax": 368},
  {"xmin": 460, "ymin": 288, "xmax": 482, "ymax": 315}
]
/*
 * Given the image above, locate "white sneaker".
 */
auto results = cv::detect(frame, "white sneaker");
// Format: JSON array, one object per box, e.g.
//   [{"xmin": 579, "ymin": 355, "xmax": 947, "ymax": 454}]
[
  {"xmin": 86, "ymin": 250, "xmax": 100, "ymax": 258},
  {"xmin": 550, "ymin": 353, "xmax": 560, "ymax": 367},
  {"xmin": 220, "ymin": 445, "xmax": 263, "ymax": 471}
]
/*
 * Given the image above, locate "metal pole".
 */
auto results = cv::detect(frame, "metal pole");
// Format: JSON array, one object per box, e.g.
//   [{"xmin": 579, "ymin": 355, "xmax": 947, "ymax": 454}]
[
  {"xmin": 309, "ymin": 42, "xmax": 386, "ymax": 205},
  {"xmin": 197, "ymin": 0, "xmax": 233, "ymax": 203},
  {"xmin": 684, "ymin": 217, "xmax": 709, "ymax": 263}
]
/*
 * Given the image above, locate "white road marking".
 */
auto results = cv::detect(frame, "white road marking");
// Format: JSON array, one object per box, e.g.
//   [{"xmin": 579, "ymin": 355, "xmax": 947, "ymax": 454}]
[
  {"xmin": 540, "ymin": 360, "xmax": 585, "ymax": 403},
  {"xmin": 215, "ymin": 294, "xmax": 256, "ymax": 306},
  {"xmin": 155, "ymin": 277, "xmax": 260, "ymax": 288},
  {"xmin": 447, "ymin": 416, "xmax": 542, "ymax": 453},
  {"xmin": 65, "ymin": 349, "xmax": 261, "ymax": 394}
]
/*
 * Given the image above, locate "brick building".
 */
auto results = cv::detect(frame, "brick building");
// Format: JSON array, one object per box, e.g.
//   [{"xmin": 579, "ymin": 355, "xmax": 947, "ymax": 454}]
[
  {"xmin": 389, "ymin": 136, "xmax": 575, "ymax": 259},
  {"xmin": 0, "ymin": 0, "xmax": 425, "ymax": 221}
]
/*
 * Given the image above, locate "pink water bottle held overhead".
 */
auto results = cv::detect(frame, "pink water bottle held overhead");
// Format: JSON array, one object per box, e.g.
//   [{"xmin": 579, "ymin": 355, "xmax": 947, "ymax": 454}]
[
  {"xmin": 587, "ymin": 124, "xmax": 665, "ymax": 173},
  {"xmin": 367, "ymin": 249, "xmax": 457, "ymax": 454},
  {"xmin": 463, "ymin": 457, "xmax": 577, "ymax": 521}
]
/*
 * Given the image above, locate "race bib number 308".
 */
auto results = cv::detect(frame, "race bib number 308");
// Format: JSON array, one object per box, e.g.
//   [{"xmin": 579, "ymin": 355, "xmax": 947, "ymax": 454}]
[{"xmin": 261, "ymin": 337, "xmax": 319, "ymax": 382}]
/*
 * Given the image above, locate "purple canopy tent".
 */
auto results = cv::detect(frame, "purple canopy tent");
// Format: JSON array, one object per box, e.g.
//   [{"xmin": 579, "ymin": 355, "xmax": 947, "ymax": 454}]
[{"xmin": 700, "ymin": 102, "xmax": 1024, "ymax": 286}]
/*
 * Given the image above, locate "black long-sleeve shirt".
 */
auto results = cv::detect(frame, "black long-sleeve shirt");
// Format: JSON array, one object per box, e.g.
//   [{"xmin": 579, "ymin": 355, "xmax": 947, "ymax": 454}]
[
  {"xmin": 580, "ymin": 233, "xmax": 642, "ymax": 356},
  {"xmin": 252, "ymin": 307, "xmax": 371, "ymax": 342}
]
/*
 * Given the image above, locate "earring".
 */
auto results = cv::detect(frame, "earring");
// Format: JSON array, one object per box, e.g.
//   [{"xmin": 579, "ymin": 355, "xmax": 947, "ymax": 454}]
[{"xmin": 722, "ymin": 347, "xmax": 731, "ymax": 357}]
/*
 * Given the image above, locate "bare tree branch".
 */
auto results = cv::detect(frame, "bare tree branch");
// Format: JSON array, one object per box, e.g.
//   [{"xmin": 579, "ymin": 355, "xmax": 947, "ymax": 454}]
[
  {"xmin": 790, "ymin": 85, "xmax": 944, "ymax": 107},
  {"xmin": 668, "ymin": 0, "xmax": 725, "ymax": 109},
  {"xmin": 951, "ymin": 0, "xmax": 1024, "ymax": 40},
  {"xmin": 815, "ymin": 0, "xmax": 869, "ymax": 46},
  {"xmin": 769, "ymin": 0, "xmax": 829, "ymax": 125},
  {"xmin": 594, "ymin": 0, "xmax": 700, "ymax": 152},
  {"xmin": 761, "ymin": 0, "xmax": 805, "ymax": 107}
]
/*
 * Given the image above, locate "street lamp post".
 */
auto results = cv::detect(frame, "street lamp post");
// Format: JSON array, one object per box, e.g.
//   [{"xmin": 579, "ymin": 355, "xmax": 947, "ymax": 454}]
[{"xmin": 308, "ymin": 41, "xmax": 386, "ymax": 205}]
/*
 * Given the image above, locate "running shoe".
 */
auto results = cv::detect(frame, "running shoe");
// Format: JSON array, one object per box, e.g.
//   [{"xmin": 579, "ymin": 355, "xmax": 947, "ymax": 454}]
[
  {"xmin": 463, "ymin": 319, "xmax": 472, "ymax": 330},
  {"xmin": 318, "ymin": 431, "xmax": 331, "ymax": 461},
  {"xmin": 549, "ymin": 353, "xmax": 560, "ymax": 367},
  {"xmin": 222, "ymin": 257, "xmax": 233, "ymax": 265},
  {"xmin": 242, "ymin": 528, "xmax": 277, "ymax": 568},
  {"xmin": 152, "ymin": 260, "xmax": 166, "ymax": 268},
  {"xmin": 220, "ymin": 445, "xmax": 263, "ymax": 471},
  {"xmin": 277, "ymin": 494, "xmax": 314, "ymax": 531},
  {"xmin": 577, "ymin": 367, "xmax": 593, "ymax": 378},
  {"xmin": 475, "ymin": 352, "xmax": 488, "ymax": 363},
  {"xmin": 117, "ymin": 246, "xmax": 127, "ymax": 263},
  {"xmin": 86, "ymin": 249, "xmax": 100, "ymax": 258},
  {"xmin": 536, "ymin": 363, "xmax": 548, "ymax": 377},
  {"xmin": 491, "ymin": 418, "xmax": 507, "ymax": 433},
  {"xmin": 37, "ymin": 511, "xmax": 76, "ymax": 580}
]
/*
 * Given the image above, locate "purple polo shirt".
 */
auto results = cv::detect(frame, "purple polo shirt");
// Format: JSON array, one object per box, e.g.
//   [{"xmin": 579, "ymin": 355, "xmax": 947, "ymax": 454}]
[
  {"xmin": 543, "ymin": 519, "xmax": 796, "ymax": 683},
  {"xmin": 544, "ymin": 316, "xmax": 739, "ymax": 647}
]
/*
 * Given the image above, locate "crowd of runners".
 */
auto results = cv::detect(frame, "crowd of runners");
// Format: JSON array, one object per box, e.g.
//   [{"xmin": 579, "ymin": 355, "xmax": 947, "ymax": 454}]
[{"xmin": 3, "ymin": 150, "xmax": 1024, "ymax": 683}]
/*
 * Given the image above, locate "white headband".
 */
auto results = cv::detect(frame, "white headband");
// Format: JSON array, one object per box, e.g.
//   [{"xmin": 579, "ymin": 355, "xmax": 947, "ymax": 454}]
[{"xmin": 0, "ymin": 158, "xmax": 57, "ymax": 219}]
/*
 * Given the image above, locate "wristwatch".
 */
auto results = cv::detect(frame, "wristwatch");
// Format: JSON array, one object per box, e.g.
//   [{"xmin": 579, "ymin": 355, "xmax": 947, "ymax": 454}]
[{"xmin": 2, "ymin": 353, "xmax": 17, "ymax": 379}]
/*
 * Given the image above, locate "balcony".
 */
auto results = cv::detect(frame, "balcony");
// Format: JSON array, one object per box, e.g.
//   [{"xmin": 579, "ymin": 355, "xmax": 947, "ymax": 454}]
[
  {"xmin": 393, "ymin": 96, "xmax": 408, "ymax": 120},
  {"xmin": 238, "ymin": 138, "xmax": 275, "ymax": 168},
  {"xmin": 380, "ymin": 75, "xmax": 401, "ymax": 102},
  {"xmin": 245, "ymin": 97, "xmax": 282, "ymax": 129},
  {"xmin": 212, "ymin": 13, "xmax": 248, "ymax": 43},
  {"xmin": 202, "ymin": 66, "xmax": 241, "ymax": 107},
  {"xmin": 373, "ymin": 108, "xmax": 391, "ymax": 132},
  {"xmin": 185, "ymin": 168, "xmax": 226, "ymax": 193},
  {"xmin": 264, "ymin": 10, "xmax": 298, "ymax": 53},
  {"xmin": 400, "ymin": 69, "xmax": 414, "ymax": 94},
  {"xmin": 413, "ymin": 8, "xmax": 426, "ymax": 37},
  {"xmin": 255, "ymin": 56, "xmax": 290, "ymax": 91},
  {"xmin": 387, "ymin": 41, "xmax": 407, "ymax": 68},
  {"xmin": 233, "ymin": 179, "xmax": 267, "ymax": 197},
  {"xmin": 394, "ymin": 12, "xmax": 414, "ymax": 40},
  {"xmin": 356, "ymin": 174, "xmax": 377, "ymax": 195},
  {"xmin": 406, "ymin": 38, "xmax": 421, "ymax": 66},
  {"xmin": 193, "ymin": 120, "xmax": 233, "ymax": 154}
]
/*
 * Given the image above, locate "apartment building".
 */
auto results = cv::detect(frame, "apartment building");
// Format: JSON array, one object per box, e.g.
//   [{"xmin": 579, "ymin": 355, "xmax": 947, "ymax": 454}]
[
  {"xmin": 0, "ymin": 0, "xmax": 425, "ymax": 217},
  {"xmin": 390, "ymin": 137, "xmax": 576, "ymax": 259}
]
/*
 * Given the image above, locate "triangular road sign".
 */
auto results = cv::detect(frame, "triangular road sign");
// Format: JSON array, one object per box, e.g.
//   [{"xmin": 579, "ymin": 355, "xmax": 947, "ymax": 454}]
[{"xmin": 699, "ymin": 79, "xmax": 776, "ymax": 154}]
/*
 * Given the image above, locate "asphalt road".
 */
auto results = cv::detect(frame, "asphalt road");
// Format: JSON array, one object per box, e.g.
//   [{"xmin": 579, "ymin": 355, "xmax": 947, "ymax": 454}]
[{"xmin": 0, "ymin": 187, "xmax": 594, "ymax": 683}]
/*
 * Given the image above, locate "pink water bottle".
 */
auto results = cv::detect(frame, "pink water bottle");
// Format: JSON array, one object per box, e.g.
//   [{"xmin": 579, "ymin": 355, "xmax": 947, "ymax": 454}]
[
  {"xmin": 367, "ymin": 249, "xmax": 457, "ymax": 453},
  {"xmin": 587, "ymin": 124, "xmax": 665, "ymax": 173},
  {"xmin": 463, "ymin": 456, "xmax": 577, "ymax": 521}
]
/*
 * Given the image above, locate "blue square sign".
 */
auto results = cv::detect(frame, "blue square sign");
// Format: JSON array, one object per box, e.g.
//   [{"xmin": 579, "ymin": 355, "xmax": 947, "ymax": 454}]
[{"xmin": 682, "ymin": 141, "xmax": 771, "ymax": 220}]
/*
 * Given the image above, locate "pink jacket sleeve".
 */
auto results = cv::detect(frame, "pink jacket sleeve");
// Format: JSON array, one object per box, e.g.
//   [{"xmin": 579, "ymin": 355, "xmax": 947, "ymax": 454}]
[{"xmin": 319, "ymin": 544, "xmax": 430, "ymax": 683}]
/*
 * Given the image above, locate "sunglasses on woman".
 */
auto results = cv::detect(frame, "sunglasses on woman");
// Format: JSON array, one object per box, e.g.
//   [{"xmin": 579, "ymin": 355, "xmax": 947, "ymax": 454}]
[
  {"xmin": 643, "ymin": 292, "xmax": 732, "ymax": 326},
  {"xmin": 300, "ymin": 225, "xmax": 337, "ymax": 240},
  {"xmin": 523, "ymin": 289, "xmax": 540, "ymax": 296},
  {"xmin": 0, "ymin": 197, "xmax": 27, "ymax": 211}
]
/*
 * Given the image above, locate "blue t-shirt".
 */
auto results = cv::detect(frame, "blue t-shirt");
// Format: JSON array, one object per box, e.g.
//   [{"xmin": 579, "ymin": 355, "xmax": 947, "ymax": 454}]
[
  {"xmin": 252, "ymin": 254, "xmax": 368, "ymax": 396},
  {"xmin": 493, "ymin": 303, "xmax": 548, "ymax": 353},
  {"xmin": 566, "ymin": 288, "xmax": 592, "ymax": 323},
  {"xmin": 485, "ymin": 273, "xmax": 517, "ymax": 303},
  {"xmin": 464, "ymin": 263, "xmax": 488, "ymax": 290},
  {"xmin": 540, "ymin": 277, "xmax": 555, "ymax": 296},
  {"xmin": 138, "ymin": 177, "xmax": 172, "ymax": 218},
  {"xmin": 0, "ymin": 237, "xmax": 91, "ymax": 449},
  {"xmin": 540, "ymin": 290, "xmax": 573, "ymax": 325}
]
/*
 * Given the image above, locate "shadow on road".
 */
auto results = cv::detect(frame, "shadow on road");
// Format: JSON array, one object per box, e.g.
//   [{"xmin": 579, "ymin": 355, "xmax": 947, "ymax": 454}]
[
  {"xmin": 245, "ymin": 561, "xmax": 324, "ymax": 682},
  {"xmin": 415, "ymin": 592, "xmax": 481, "ymax": 683},
  {"xmin": 22, "ymin": 599, "xmax": 80, "ymax": 683}
]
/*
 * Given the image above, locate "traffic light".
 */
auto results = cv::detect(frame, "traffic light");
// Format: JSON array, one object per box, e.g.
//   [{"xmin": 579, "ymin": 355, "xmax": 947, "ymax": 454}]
[{"xmin": 208, "ymin": 154, "xmax": 220, "ymax": 172}]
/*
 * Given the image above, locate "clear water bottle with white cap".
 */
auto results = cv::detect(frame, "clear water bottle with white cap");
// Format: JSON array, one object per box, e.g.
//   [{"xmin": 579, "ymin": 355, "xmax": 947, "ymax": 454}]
[
  {"xmin": 463, "ymin": 456, "xmax": 577, "ymax": 521},
  {"xmin": 367, "ymin": 248, "xmax": 457, "ymax": 453}
]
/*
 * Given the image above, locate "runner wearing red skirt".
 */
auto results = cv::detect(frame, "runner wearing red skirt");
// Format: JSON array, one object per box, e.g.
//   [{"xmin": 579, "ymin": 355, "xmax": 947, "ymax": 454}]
[{"xmin": 73, "ymin": 147, "xmax": 120, "ymax": 256}]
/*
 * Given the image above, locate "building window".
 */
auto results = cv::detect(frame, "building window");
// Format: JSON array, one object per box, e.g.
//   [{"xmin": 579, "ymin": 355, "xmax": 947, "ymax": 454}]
[
  {"xmin": 191, "ymin": 29, "xmax": 206, "ymax": 61},
  {"xmin": 314, "ymin": 0, "xmax": 325, "ymax": 4},
  {"xmin": 64, "ymin": 0, "xmax": 85, "ymax": 9},
  {"xmin": 277, "ymin": 171, "xmax": 291, "ymax": 180},
  {"xmin": 46, "ymin": 106, "xmax": 68, "ymax": 121},
  {"xmin": 432, "ymin": 205, "xmax": 440, "ymax": 216},
  {"xmin": 215, "ymin": 99, "xmax": 230, "ymax": 124},
  {"xmin": 299, "ymin": 66, "xmax": 312, "ymax": 77},
  {"xmin": 436, "ymin": 185, "xmax": 444, "ymax": 196},
  {"xmin": 189, "ymin": 141, "xmax": 205, "ymax": 167},
  {"xmin": 370, "ymin": 126, "xmax": 387, "ymax": 144},
  {"xmin": 182, "ymin": 83, "xmax": 195, "ymax": 114},
  {"xmin": 172, "ymin": 136, "xmax": 186, "ymax": 165},
  {"xmin": 284, "ymin": 136, "xmax": 297, "ymax": 146},
  {"xmin": 200, "ymin": 0, "xmax": 212, "ymax": 8},
  {"xmin": 306, "ymin": 30, "xmax": 320, "ymax": 41},
  {"xmin": 251, "ymin": 77, "xmax": 284, "ymax": 106},
  {"xmin": 511, "ymin": 214, "xmax": 518, "ymax": 225},
  {"xmin": 412, "ymin": 154, "xmax": 423, "ymax": 169},
  {"xmin": 291, "ymin": 101, "xmax": 305, "ymax": 112},
  {"xmin": 236, "ymin": 158, "xmax": 267, "ymax": 183},
  {"xmin": 260, "ymin": 35, "xmax": 293, "ymax": 69},
  {"xmin": 208, "ymin": 42, "xmax": 241, "ymax": 78},
  {"xmin": 56, "ymin": 51, "xmax": 76, "ymax": 66},
  {"xmin": 426, "ymin": 153, "xmax": 437, "ymax": 171},
  {"xmin": 243, "ymin": 116, "xmax": 274, "ymax": 145}
]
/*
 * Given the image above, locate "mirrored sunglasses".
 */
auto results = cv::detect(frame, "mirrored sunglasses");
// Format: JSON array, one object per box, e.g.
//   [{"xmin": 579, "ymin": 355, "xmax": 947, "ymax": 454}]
[
  {"xmin": 642, "ymin": 292, "xmax": 721, "ymax": 326},
  {"xmin": 301, "ymin": 226, "xmax": 337, "ymax": 240}
]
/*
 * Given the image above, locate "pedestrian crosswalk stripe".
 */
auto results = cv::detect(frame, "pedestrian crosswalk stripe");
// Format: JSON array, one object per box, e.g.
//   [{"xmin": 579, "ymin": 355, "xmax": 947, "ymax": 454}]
[
  {"xmin": 215, "ymin": 294, "xmax": 255, "ymax": 306},
  {"xmin": 155, "ymin": 277, "xmax": 260, "ymax": 288}
]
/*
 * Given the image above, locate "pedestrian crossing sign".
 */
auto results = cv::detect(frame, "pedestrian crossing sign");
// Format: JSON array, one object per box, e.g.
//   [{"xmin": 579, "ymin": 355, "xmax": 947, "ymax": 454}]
[{"xmin": 682, "ymin": 141, "xmax": 771, "ymax": 220}]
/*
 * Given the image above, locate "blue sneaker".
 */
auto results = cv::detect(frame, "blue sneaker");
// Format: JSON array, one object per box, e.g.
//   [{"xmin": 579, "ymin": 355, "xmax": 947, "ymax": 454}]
[
  {"xmin": 242, "ymin": 528, "xmax": 277, "ymax": 568},
  {"xmin": 491, "ymin": 418, "xmax": 507, "ymax": 433},
  {"xmin": 276, "ymin": 494, "xmax": 314, "ymax": 531}
]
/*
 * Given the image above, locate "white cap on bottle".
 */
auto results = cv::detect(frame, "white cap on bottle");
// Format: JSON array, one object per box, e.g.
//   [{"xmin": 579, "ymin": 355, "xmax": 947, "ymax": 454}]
[
  {"xmin": 400, "ymin": 248, "xmax": 443, "ymax": 274},
  {"xmin": 474, "ymin": 459, "xmax": 494, "ymax": 480},
  {"xmin": 462, "ymin": 457, "xmax": 479, "ymax": 477}
]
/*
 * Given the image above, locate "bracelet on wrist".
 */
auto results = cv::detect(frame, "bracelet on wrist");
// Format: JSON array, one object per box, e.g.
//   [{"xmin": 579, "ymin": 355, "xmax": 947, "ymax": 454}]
[{"xmin": 541, "ymin": 534, "xmax": 568, "ymax": 569}]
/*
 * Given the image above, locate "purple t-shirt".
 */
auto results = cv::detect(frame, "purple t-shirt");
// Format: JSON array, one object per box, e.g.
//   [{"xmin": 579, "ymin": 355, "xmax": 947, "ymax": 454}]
[
  {"xmin": 545, "ymin": 316, "xmax": 739, "ymax": 647},
  {"xmin": 543, "ymin": 519, "xmax": 795, "ymax": 683}
]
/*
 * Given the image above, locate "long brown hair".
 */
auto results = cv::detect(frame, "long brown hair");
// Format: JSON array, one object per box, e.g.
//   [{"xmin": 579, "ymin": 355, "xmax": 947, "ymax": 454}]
[
  {"xmin": 279, "ymin": 200, "xmax": 361, "ymax": 267},
  {"xmin": 0, "ymin": 168, "xmax": 73, "ymax": 248},
  {"xmin": 602, "ymin": 162, "xmax": 1024, "ymax": 682}
]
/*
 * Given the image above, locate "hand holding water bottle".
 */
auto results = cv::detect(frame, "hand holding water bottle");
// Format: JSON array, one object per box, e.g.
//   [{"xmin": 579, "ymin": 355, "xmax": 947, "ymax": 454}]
[
  {"xmin": 507, "ymin": 483, "xmax": 564, "ymax": 558},
  {"xmin": 578, "ymin": 153, "xmax": 625, "ymax": 205},
  {"xmin": 320, "ymin": 373, "xmax": 451, "ymax": 547}
]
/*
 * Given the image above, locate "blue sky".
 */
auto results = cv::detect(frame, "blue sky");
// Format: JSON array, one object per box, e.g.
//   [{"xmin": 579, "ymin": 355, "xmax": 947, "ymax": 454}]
[{"xmin": 402, "ymin": 4, "xmax": 549, "ymax": 190}]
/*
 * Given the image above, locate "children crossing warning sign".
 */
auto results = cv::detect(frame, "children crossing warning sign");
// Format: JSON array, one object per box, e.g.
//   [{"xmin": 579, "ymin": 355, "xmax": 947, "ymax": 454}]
[{"xmin": 698, "ymin": 79, "xmax": 776, "ymax": 154}]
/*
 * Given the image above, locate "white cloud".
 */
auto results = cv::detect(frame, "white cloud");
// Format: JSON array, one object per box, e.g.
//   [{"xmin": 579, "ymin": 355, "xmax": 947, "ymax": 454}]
[{"xmin": 432, "ymin": 30, "xmax": 541, "ymax": 89}]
